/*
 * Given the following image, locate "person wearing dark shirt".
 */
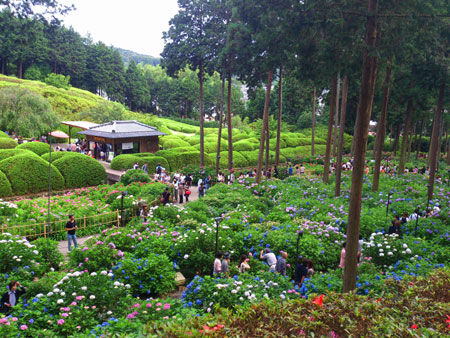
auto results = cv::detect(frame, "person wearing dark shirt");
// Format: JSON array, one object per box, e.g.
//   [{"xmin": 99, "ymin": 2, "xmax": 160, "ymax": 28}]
[
  {"xmin": 295, "ymin": 259, "xmax": 309, "ymax": 287},
  {"xmin": 1, "ymin": 281, "xmax": 26, "ymax": 314},
  {"xmin": 275, "ymin": 251, "xmax": 288, "ymax": 276},
  {"xmin": 162, "ymin": 188, "xmax": 171, "ymax": 205},
  {"xmin": 65, "ymin": 214, "xmax": 78, "ymax": 251},
  {"xmin": 388, "ymin": 221, "xmax": 401, "ymax": 236}
]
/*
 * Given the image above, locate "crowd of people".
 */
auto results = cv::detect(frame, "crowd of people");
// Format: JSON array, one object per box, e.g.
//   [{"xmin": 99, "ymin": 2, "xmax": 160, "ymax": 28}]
[{"xmin": 212, "ymin": 248, "xmax": 315, "ymax": 287}]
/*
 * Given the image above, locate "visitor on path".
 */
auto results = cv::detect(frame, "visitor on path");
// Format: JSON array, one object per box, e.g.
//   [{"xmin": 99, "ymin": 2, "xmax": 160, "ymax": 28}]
[
  {"xmin": 142, "ymin": 162, "xmax": 148, "ymax": 175},
  {"xmin": 222, "ymin": 252, "xmax": 230, "ymax": 278},
  {"xmin": 172, "ymin": 178, "xmax": 179, "ymax": 203},
  {"xmin": 156, "ymin": 164, "xmax": 162, "ymax": 179},
  {"xmin": 357, "ymin": 235, "xmax": 363, "ymax": 263},
  {"xmin": 179, "ymin": 183, "xmax": 184, "ymax": 204},
  {"xmin": 162, "ymin": 187, "xmax": 171, "ymax": 205},
  {"xmin": 1, "ymin": 281, "xmax": 26, "ymax": 314},
  {"xmin": 295, "ymin": 259, "xmax": 309, "ymax": 287},
  {"xmin": 238, "ymin": 254, "xmax": 250, "ymax": 273},
  {"xmin": 133, "ymin": 162, "xmax": 139, "ymax": 170},
  {"xmin": 137, "ymin": 197, "xmax": 146, "ymax": 217},
  {"xmin": 213, "ymin": 252, "xmax": 223, "ymax": 275},
  {"xmin": 275, "ymin": 251, "xmax": 288, "ymax": 276},
  {"xmin": 274, "ymin": 165, "xmax": 279, "ymax": 178},
  {"xmin": 288, "ymin": 165, "xmax": 293, "ymax": 176},
  {"xmin": 199, "ymin": 183, "xmax": 205, "ymax": 197},
  {"xmin": 339, "ymin": 242, "xmax": 346, "ymax": 268},
  {"xmin": 300, "ymin": 164, "xmax": 306, "ymax": 175},
  {"xmin": 260, "ymin": 248, "xmax": 277, "ymax": 271},
  {"xmin": 66, "ymin": 214, "xmax": 78, "ymax": 251},
  {"xmin": 205, "ymin": 175, "xmax": 211, "ymax": 191},
  {"xmin": 184, "ymin": 186, "xmax": 191, "ymax": 202},
  {"xmin": 295, "ymin": 166, "xmax": 300, "ymax": 175}
]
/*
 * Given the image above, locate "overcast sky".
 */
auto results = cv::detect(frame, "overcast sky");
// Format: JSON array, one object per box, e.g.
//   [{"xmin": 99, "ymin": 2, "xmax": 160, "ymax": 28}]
[{"xmin": 59, "ymin": 0, "xmax": 179, "ymax": 57}]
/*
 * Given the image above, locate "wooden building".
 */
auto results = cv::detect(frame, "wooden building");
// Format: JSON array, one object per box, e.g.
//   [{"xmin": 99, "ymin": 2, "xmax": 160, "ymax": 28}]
[{"xmin": 78, "ymin": 120, "xmax": 166, "ymax": 160}]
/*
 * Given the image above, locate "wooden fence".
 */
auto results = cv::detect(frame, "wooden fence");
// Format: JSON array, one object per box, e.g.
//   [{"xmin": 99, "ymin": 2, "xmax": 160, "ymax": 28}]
[{"xmin": 1, "ymin": 208, "xmax": 136, "ymax": 239}]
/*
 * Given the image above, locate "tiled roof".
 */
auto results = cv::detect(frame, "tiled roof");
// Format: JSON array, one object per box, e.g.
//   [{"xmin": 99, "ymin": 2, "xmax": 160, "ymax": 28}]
[{"xmin": 78, "ymin": 120, "xmax": 166, "ymax": 139}]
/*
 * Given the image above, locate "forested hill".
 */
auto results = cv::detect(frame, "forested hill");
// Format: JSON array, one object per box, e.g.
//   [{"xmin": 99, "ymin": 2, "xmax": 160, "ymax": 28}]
[{"xmin": 115, "ymin": 48, "xmax": 160, "ymax": 67}]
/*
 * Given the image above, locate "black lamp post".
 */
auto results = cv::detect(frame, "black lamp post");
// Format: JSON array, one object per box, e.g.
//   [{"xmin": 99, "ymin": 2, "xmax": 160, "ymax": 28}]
[
  {"xmin": 426, "ymin": 185, "xmax": 431, "ymax": 212},
  {"xmin": 46, "ymin": 135, "xmax": 52, "ymax": 259},
  {"xmin": 121, "ymin": 191, "xmax": 128, "ymax": 227},
  {"xmin": 447, "ymin": 169, "xmax": 450, "ymax": 187},
  {"xmin": 214, "ymin": 216, "xmax": 223, "ymax": 256},
  {"xmin": 386, "ymin": 190, "xmax": 392, "ymax": 217},
  {"xmin": 295, "ymin": 230, "xmax": 304, "ymax": 266}
]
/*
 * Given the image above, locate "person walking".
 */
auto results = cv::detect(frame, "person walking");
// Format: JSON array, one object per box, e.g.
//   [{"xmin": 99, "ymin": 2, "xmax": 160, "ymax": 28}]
[
  {"xmin": 172, "ymin": 178, "xmax": 179, "ymax": 203},
  {"xmin": 213, "ymin": 252, "xmax": 223, "ymax": 276},
  {"xmin": 162, "ymin": 187, "xmax": 171, "ymax": 205},
  {"xmin": 142, "ymin": 162, "xmax": 148, "ymax": 175},
  {"xmin": 65, "ymin": 214, "xmax": 78, "ymax": 251},
  {"xmin": 222, "ymin": 252, "xmax": 231, "ymax": 278},
  {"xmin": 178, "ymin": 183, "xmax": 184, "ymax": 204},
  {"xmin": 205, "ymin": 175, "xmax": 211, "ymax": 191},
  {"xmin": 199, "ymin": 183, "xmax": 205, "ymax": 197}
]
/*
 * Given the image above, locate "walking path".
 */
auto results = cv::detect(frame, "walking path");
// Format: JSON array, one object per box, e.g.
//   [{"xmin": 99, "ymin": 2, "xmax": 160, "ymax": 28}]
[{"xmin": 57, "ymin": 185, "xmax": 201, "ymax": 256}]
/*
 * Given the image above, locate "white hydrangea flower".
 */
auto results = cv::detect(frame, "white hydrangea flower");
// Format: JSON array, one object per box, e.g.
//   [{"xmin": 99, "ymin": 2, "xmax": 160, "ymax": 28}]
[
  {"xmin": 57, "ymin": 299, "xmax": 64, "ymax": 304},
  {"xmin": 81, "ymin": 286, "xmax": 87, "ymax": 291},
  {"xmin": 89, "ymin": 295, "xmax": 95, "ymax": 300}
]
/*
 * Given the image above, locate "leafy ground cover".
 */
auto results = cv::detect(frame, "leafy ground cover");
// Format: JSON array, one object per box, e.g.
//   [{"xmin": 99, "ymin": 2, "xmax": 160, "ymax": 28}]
[{"xmin": 0, "ymin": 169, "xmax": 449, "ymax": 336}]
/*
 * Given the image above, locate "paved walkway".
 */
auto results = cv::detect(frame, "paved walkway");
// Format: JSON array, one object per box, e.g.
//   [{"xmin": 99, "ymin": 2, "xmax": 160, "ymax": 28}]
[{"xmin": 57, "ymin": 185, "xmax": 202, "ymax": 256}]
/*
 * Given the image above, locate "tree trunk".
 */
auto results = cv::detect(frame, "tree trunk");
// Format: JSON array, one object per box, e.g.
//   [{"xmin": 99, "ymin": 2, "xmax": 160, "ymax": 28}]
[
  {"xmin": 372, "ymin": 61, "xmax": 391, "ymax": 191},
  {"xmin": 415, "ymin": 118, "xmax": 424, "ymax": 160},
  {"xmin": 398, "ymin": 98, "xmax": 413, "ymax": 174},
  {"xmin": 199, "ymin": 65, "xmax": 205, "ymax": 168},
  {"xmin": 393, "ymin": 124, "xmax": 400, "ymax": 156},
  {"xmin": 275, "ymin": 66, "xmax": 283, "ymax": 166},
  {"xmin": 1, "ymin": 59, "xmax": 5, "ymax": 75},
  {"xmin": 18, "ymin": 58, "xmax": 23, "ymax": 79},
  {"xmin": 227, "ymin": 72, "xmax": 233, "ymax": 170},
  {"xmin": 343, "ymin": 0, "xmax": 378, "ymax": 293},
  {"xmin": 407, "ymin": 123, "xmax": 415, "ymax": 161},
  {"xmin": 333, "ymin": 74, "xmax": 340, "ymax": 157},
  {"xmin": 447, "ymin": 129, "xmax": 450, "ymax": 165},
  {"xmin": 265, "ymin": 112, "xmax": 270, "ymax": 171},
  {"xmin": 256, "ymin": 70, "xmax": 273, "ymax": 184},
  {"xmin": 335, "ymin": 75, "xmax": 348, "ymax": 197},
  {"xmin": 311, "ymin": 87, "xmax": 316, "ymax": 157},
  {"xmin": 428, "ymin": 79, "xmax": 445, "ymax": 201},
  {"xmin": 216, "ymin": 77, "xmax": 225, "ymax": 175},
  {"xmin": 323, "ymin": 76, "xmax": 337, "ymax": 184},
  {"xmin": 437, "ymin": 122, "xmax": 444, "ymax": 160}
]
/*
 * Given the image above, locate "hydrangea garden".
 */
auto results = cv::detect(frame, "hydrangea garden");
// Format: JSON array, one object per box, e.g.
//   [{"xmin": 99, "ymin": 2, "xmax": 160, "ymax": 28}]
[{"xmin": 0, "ymin": 164, "xmax": 449, "ymax": 336}]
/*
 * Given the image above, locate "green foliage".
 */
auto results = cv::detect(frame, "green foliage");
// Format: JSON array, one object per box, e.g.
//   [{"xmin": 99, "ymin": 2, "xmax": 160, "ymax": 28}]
[
  {"xmin": 16, "ymin": 141, "xmax": 50, "ymax": 156},
  {"xmin": 0, "ymin": 130, "xmax": 9, "ymax": 138},
  {"xmin": 52, "ymin": 153, "xmax": 107, "ymax": 188},
  {"xmin": 0, "ymin": 137, "xmax": 17, "ymax": 149},
  {"xmin": 161, "ymin": 138, "xmax": 191, "ymax": 149},
  {"xmin": 44, "ymin": 73, "xmax": 71, "ymax": 89},
  {"xmin": 113, "ymin": 253, "xmax": 176, "ymax": 296},
  {"xmin": 0, "ymin": 154, "xmax": 64, "ymax": 194},
  {"xmin": 156, "ymin": 150, "xmax": 213, "ymax": 171},
  {"xmin": 41, "ymin": 150, "xmax": 72, "ymax": 162},
  {"xmin": 233, "ymin": 140, "xmax": 257, "ymax": 152},
  {"xmin": 110, "ymin": 154, "xmax": 169, "ymax": 171},
  {"xmin": 0, "ymin": 170, "xmax": 12, "ymax": 197},
  {"xmin": 120, "ymin": 169, "xmax": 150, "ymax": 186},
  {"xmin": 77, "ymin": 101, "xmax": 124, "ymax": 124}
]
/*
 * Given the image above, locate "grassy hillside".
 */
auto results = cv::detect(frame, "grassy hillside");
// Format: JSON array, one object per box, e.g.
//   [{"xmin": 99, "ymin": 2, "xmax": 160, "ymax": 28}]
[{"xmin": 0, "ymin": 75, "xmax": 353, "ymax": 170}]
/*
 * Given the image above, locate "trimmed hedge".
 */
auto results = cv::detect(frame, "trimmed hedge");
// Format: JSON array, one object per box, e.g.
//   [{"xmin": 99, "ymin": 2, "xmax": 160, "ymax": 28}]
[
  {"xmin": 120, "ymin": 169, "xmax": 150, "ymax": 186},
  {"xmin": 212, "ymin": 151, "xmax": 248, "ymax": 169},
  {"xmin": 193, "ymin": 142, "xmax": 218, "ymax": 154},
  {"xmin": 0, "ymin": 149, "xmax": 39, "ymax": 162},
  {"xmin": 232, "ymin": 133, "xmax": 249, "ymax": 142},
  {"xmin": 132, "ymin": 153, "xmax": 155, "ymax": 158},
  {"xmin": 0, "ymin": 131, "xmax": 10, "ymax": 138},
  {"xmin": 0, "ymin": 155, "xmax": 64, "ymax": 195},
  {"xmin": 169, "ymin": 146, "xmax": 197, "ymax": 153},
  {"xmin": 110, "ymin": 154, "xmax": 169, "ymax": 172},
  {"xmin": 240, "ymin": 150, "xmax": 286, "ymax": 167},
  {"xmin": 41, "ymin": 151, "xmax": 73, "ymax": 162},
  {"xmin": 269, "ymin": 138, "xmax": 287, "ymax": 151},
  {"xmin": 16, "ymin": 141, "xmax": 50, "ymax": 156},
  {"xmin": 156, "ymin": 150, "xmax": 213, "ymax": 171},
  {"xmin": 52, "ymin": 153, "xmax": 107, "ymax": 188},
  {"xmin": 187, "ymin": 137, "xmax": 200, "ymax": 146},
  {"xmin": 161, "ymin": 138, "xmax": 191, "ymax": 149},
  {"xmin": 0, "ymin": 170, "xmax": 12, "ymax": 197},
  {"xmin": 233, "ymin": 140, "xmax": 258, "ymax": 152},
  {"xmin": 0, "ymin": 137, "xmax": 17, "ymax": 149}
]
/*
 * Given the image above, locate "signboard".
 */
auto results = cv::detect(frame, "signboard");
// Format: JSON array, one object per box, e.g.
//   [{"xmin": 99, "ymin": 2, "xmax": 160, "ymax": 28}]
[
  {"xmin": 93, "ymin": 137, "xmax": 105, "ymax": 142},
  {"xmin": 122, "ymin": 142, "xmax": 133, "ymax": 150},
  {"xmin": 107, "ymin": 152, "xmax": 114, "ymax": 162}
]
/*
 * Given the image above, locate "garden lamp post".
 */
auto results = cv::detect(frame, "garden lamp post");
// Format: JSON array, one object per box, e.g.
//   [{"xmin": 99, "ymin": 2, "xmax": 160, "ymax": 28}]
[
  {"xmin": 214, "ymin": 216, "xmax": 223, "ymax": 256},
  {"xmin": 426, "ymin": 185, "xmax": 431, "ymax": 213},
  {"xmin": 447, "ymin": 169, "xmax": 450, "ymax": 187},
  {"xmin": 121, "ymin": 191, "xmax": 128, "ymax": 227},
  {"xmin": 295, "ymin": 230, "xmax": 304, "ymax": 266},
  {"xmin": 386, "ymin": 190, "xmax": 393, "ymax": 217}
]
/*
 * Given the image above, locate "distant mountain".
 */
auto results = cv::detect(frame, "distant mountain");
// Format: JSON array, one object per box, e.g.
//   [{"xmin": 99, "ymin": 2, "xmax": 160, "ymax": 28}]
[{"xmin": 116, "ymin": 48, "xmax": 160, "ymax": 67}]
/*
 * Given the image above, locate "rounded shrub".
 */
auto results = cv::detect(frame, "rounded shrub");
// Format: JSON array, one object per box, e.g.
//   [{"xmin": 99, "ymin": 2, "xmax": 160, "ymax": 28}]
[
  {"xmin": 110, "ymin": 154, "xmax": 139, "ymax": 171},
  {"xmin": 156, "ymin": 150, "xmax": 213, "ymax": 171},
  {"xmin": 16, "ymin": 141, "xmax": 50, "ymax": 156},
  {"xmin": 0, "ymin": 131, "xmax": 10, "ymax": 138},
  {"xmin": 161, "ymin": 138, "xmax": 191, "ymax": 149},
  {"xmin": 41, "ymin": 151, "xmax": 73, "ymax": 162},
  {"xmin": 232, "ymin": 133, "xmax": 249, "ymax": 142},
  {"xmin": 53, "ymin": 153, "xmax": 107, "ymax": 188},
  {"xmin": 169, "ymin": 146, "xmax": 197, "ymax": 153},
  {"xmin": 234, "ymin": 140, "xmax": 258, "ymax": 152},
  {"xmin": 0, "ymin": 149, "xmax": 39, "ymax": 162},
  {"xmin": 0, "ymin": 170, "xmax": 12, "ymax": 197},
  {"xmin": 193, "ymin": 142, "xmax": 218, "ymax": 154},
  {"xmin": 0, "ymin": 155, "xmax": 64, "ymax": 194},
  {"xmin": 136, "ymin": 156, "xmax": 169, "ymax": 173},
  {"xmin": 215, "ymin": 151, "xmax": 248, "ymax": 168},
  {"xmin": 120, "ymin": 169, "xmax": 150, "ymax": 186},
  {"xmin": 133, "ymin": 153, "xmax": 155, "ymax": 158},
  {"xmin": 0, "ymin": 137, "xmax": 17, "ymax": 149}
]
